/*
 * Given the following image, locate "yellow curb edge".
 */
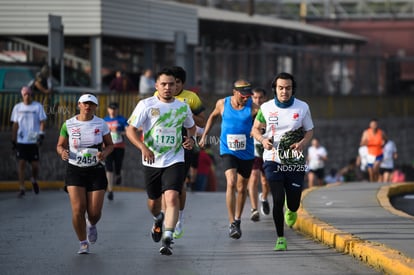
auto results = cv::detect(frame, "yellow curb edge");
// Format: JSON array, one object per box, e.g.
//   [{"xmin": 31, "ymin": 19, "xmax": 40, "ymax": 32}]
[{"xmin": 295, "ymin": 183, "xmax": 414, "ymax": 275}]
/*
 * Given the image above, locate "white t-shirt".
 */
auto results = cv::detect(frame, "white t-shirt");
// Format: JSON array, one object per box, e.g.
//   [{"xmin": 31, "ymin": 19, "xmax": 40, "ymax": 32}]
[
  {"xmin": 139, "ymin": 75, "xmax": 155, "ymax": 95},
  {"xmin": 128, "ymin": 96, "xmax": 195, "ymax": 168},
  {"xmin": 307, "ymin": 145, "xmax": 327, "ymax": 170},
  {"xmin": 61, "ymin": 116, "xmax": 110, "ymax": 167},
  {"xmin": 10, "ymin": 101, "xmax": 47, "ymax": 144},
  {"xmin": 358, "ymin": 146, "xmax": 369, "ymax": 172},
  {"xmin": 380, "ymin": 140, "xmax": 397, "ymax": 169},
  {"xmin": 257, "ymin": 98, "xmax": 314, "ymax": 164}
]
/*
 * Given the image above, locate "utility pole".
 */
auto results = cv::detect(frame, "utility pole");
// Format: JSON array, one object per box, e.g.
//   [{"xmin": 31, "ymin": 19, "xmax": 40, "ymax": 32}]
[{"xmin": 248, "ymin": 0, "xmax": 254, "ymax": 16}]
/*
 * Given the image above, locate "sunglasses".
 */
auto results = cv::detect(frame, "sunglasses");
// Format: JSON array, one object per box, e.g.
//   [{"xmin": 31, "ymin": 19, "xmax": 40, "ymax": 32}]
[{"xmin": 238, "ymin": 91, "xmax": 251, "ymax": 98}]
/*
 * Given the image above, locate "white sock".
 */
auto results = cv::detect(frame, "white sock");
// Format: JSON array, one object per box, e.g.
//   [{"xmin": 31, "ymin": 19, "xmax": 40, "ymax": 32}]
[
  {"xmin": 164, "ymin": 230, "xmax": 173, "ymax": 239},
  {"xmin": 178, "ymin": 210, "xmax": 184, "ymax": 223}
]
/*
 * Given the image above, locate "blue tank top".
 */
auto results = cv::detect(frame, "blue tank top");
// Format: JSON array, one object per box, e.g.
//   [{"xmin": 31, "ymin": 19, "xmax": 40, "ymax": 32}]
[{"xmin": 220, "ymin": 96, "xmax": 254, "ymax": 160}]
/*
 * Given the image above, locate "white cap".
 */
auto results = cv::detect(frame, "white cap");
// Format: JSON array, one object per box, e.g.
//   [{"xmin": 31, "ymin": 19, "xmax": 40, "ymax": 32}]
[{"xmin": 78, "ymin": 94, "xmax": 98, "ymax": 105}]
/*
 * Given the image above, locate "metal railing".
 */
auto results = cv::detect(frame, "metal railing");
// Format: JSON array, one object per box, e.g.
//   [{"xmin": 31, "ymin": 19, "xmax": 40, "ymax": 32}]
[
  {"xmin": 9, "ymin": 37, "xmax": 90, "ymax": 70},
  {"xmin": 1, "ymin": 92, "xmax": 413, "ymax": 132},
  {"xmin": 0, "ymin": 92, "xmax": 141, "ymax": 131}
]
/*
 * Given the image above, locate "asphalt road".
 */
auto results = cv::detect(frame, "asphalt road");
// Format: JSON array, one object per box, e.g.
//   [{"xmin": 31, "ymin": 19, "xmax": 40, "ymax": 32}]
[
  {"xmin": 0, "ymin": 190, "xmax": 379, "ymax": 275},
  {"xmin": 391, "ymin": 193, "xmax": 414, "ymax": 216}
]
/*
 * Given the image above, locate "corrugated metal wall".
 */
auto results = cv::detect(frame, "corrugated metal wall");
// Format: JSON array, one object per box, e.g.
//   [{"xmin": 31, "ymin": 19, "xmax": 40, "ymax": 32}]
[
  {"xmin": 102, "ymin": 0, "xmax": 198, "ymax": 44},
  {"xmin": 0, "ymin": 0, "xmax": 102, "ymax": 35},
  {"xmin": 0, "ymin": 0, "xmax": 198, "ymax": 44}
]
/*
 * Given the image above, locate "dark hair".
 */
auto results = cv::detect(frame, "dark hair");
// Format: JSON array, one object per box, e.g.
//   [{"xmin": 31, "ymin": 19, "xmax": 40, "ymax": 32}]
[
  {"xmin": 253, "ymin": 87, "xmax": 267, "ymax": 96},
  {"xmin": 40, "ymin": 65, "xmax": 49, "ymax": 77},
  {"xmin": 170, "ymin": 66, "xmax": 186, "ymax": 83},
  {"xmin": 271, "ymin": 72, "xmax": 296, "ymax": 95},
  {"xmin": 155, "ymin": 68, "xmax": 175, "ymax": 81},
  {"xmin": 108, "ymin": 102, "xmax": 119, "ymax": 109}
]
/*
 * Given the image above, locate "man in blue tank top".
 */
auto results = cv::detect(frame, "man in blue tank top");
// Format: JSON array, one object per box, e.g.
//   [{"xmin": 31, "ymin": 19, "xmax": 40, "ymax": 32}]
[{"xmin": 199, "ymin": 80, "xmax": 259, "ymax": 240}]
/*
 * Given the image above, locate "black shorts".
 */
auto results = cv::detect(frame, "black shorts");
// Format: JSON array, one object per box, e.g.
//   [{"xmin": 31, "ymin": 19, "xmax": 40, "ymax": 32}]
[
  {"xmin": 65, "ymin": 163, "xmax": 108, "ymax": 192},
  {"xmin": 16, "ymin": 143, "xmax": 39, "ymax": 162},
  {"xmin": 252, "ymin": 157, "xmax": 264, "ymax": 172},
  {"xmin": 309, "ymin": 168, "xmax": 325, "ymax": 179},
  {"xmin": 221, "ymin": 154, "xmax": 254, "ymax": 179},
  {"xmin": 105, "ymin": 147, "xmax": 125, "ymax": 174},
  {"xmin": 189, "ymin": 149, "xmax": 200, "ymax": 170},
  {"xmin": 379, "ymin": 167, "xmax": 393, "ymax": 175},
  {"xmin": 184, "ymin": 148, "xmax": 196, "ymax": 175},
  {"xmin": 144, "ymin": 162, "xmax": 185, "ymax": 200}
]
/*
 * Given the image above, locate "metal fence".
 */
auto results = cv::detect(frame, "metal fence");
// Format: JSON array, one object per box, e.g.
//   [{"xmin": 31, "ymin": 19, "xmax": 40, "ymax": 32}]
[
  {"xmin": 1, "ymin": 92, "xmax": 413, "ymax": 131},
  {"xmin": 0, "ymin": 92, "xmax": 140, "ymax": 131},
  {"xmin": 195, "ymin": 45, "xmax": 414, "ymax": 97}
]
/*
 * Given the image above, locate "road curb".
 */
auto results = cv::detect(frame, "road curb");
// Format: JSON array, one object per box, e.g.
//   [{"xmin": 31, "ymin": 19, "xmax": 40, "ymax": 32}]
[
  {"xmin": 378, "ymin": 182, "xmax": 414, "ymax": 221},
  {"xmin": 296, "ymin": 183, "xmax": 414, "ymax": 274}
]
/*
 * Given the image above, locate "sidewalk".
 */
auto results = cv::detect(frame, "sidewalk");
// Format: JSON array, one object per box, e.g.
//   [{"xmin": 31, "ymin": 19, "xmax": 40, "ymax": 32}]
[{"xmin": 296, "ymin": 181, "xmax": 414, "ymax": 274}]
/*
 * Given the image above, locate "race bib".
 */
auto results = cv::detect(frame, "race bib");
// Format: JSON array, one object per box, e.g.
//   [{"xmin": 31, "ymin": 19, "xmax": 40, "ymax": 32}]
[
  {"xmin": 28, "ymin": 131, "xmax": 38, "ymax": 143},
  {"xmin": 227, "ymin": 134, "xmax": 246, "ymax": 151},
  {"xmin": 153, "ymin": 127, "xmax": 177, "ymax": 147},
  {"xmin": 110, "ymin": 132, "xmax": 123, "ymax": 144},
  {"xmin": 75, "ymin": 148, "xmax": 99, "ymax": 167}
]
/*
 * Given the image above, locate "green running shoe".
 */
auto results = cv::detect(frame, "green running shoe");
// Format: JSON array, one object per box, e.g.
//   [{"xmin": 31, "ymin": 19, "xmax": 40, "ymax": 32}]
[
  {"xmin": 284, "ymin": 208, "xmax": 297, "ymax": 227},
  {"xmin": 274, "ymin": 237, "xmax": 287, "ymax": 251},
  {"xmin": 173, "ymin": 221, "xmax": 184, "ymax": 239}
]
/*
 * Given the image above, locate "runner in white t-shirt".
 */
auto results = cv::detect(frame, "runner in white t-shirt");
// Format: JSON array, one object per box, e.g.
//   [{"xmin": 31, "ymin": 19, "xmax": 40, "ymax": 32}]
[
  {"xmin": 306, "ymin": 138, "xmax": 328, "ymax": 187},
  {"xmin": 11, "ymin": 86, "xmax": 47, "ymax": 198},
  {"xmin": 126, "ymin": 68, "xmax": 196, "ymax": 256},
  {"xmin": 356, "ymin": 145, "xmax": 369, "ymax": 181},
  {"xmin": 251, "ymin": 72, "xmax": 314, "ymax": 251},
  {"xmin": 379, "ymin": 139, "xmax": 398, "ymax": 182},
  {"xmin": 56, "ymin": 93, "xmax": 114, "ymax": 255}
]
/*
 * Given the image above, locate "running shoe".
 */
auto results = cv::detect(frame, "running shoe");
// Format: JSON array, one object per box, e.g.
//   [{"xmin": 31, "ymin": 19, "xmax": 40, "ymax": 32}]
[
  {"xmin": 228, "ymin": 220, "xmax": 242, "ymax": 239},
  {"xmin": 32, "ymin": 181, "xmax": 39, "ymax": 194},
  {"xmin": 159, "ymin": 236, "xmax": 173, "ymax": 256},
  {"xmin": 151, "ymin": 212, "xmax": 164, "ymax": 243},
  {"xmin": 250, "ymin": 209, "xmax": 260, "ymax": 222},
  {"xmin": 173, "ymin": 221, "xmax": 184, "ymax": 239},
  {"xmin": 284, "ymin": 208, "xmax": 297, "ymax": 227},
  {"xmin": 17, "ymin": 190, "xmax": 25, "ymax": 198},
  {"xmin": 77, "ymin": 241, "xmax": 90, "ymax": 254},
  {"xmin": 87, "ymin": 221, "xmax": 98, "ymax": 244},
  {"xmin": 107, "ymin": 191, "xmax": 114, "ymax": 201},
  {"xmin": 259, "ymin": 193, "xmax": 270, "ymax": 215},
  {"xmin": 273, "ymin": 237, "xmax": 287, "ymax": 251}
]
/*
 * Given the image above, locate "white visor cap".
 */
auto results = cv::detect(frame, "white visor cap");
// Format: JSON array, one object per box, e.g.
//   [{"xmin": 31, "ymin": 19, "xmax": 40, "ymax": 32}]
[{"xmin": 78, "ymin": 94, "xmax": 98, "ymax": 105}]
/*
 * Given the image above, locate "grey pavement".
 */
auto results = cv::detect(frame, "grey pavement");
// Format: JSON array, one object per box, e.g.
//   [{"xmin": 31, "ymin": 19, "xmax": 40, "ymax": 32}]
[
  {"xmin": 1, "ymin": 181, "xmax": 414, "ymax": 274},
  {"xmin": 0, "ymin": 187, "xmax": 378, "ymax": 275}
]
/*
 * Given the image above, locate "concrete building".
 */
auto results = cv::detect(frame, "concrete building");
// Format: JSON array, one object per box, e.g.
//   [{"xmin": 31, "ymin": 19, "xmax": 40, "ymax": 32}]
[{"xmin": 0, "ymin": 0, "xmax": 365, "ymax": 93}]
